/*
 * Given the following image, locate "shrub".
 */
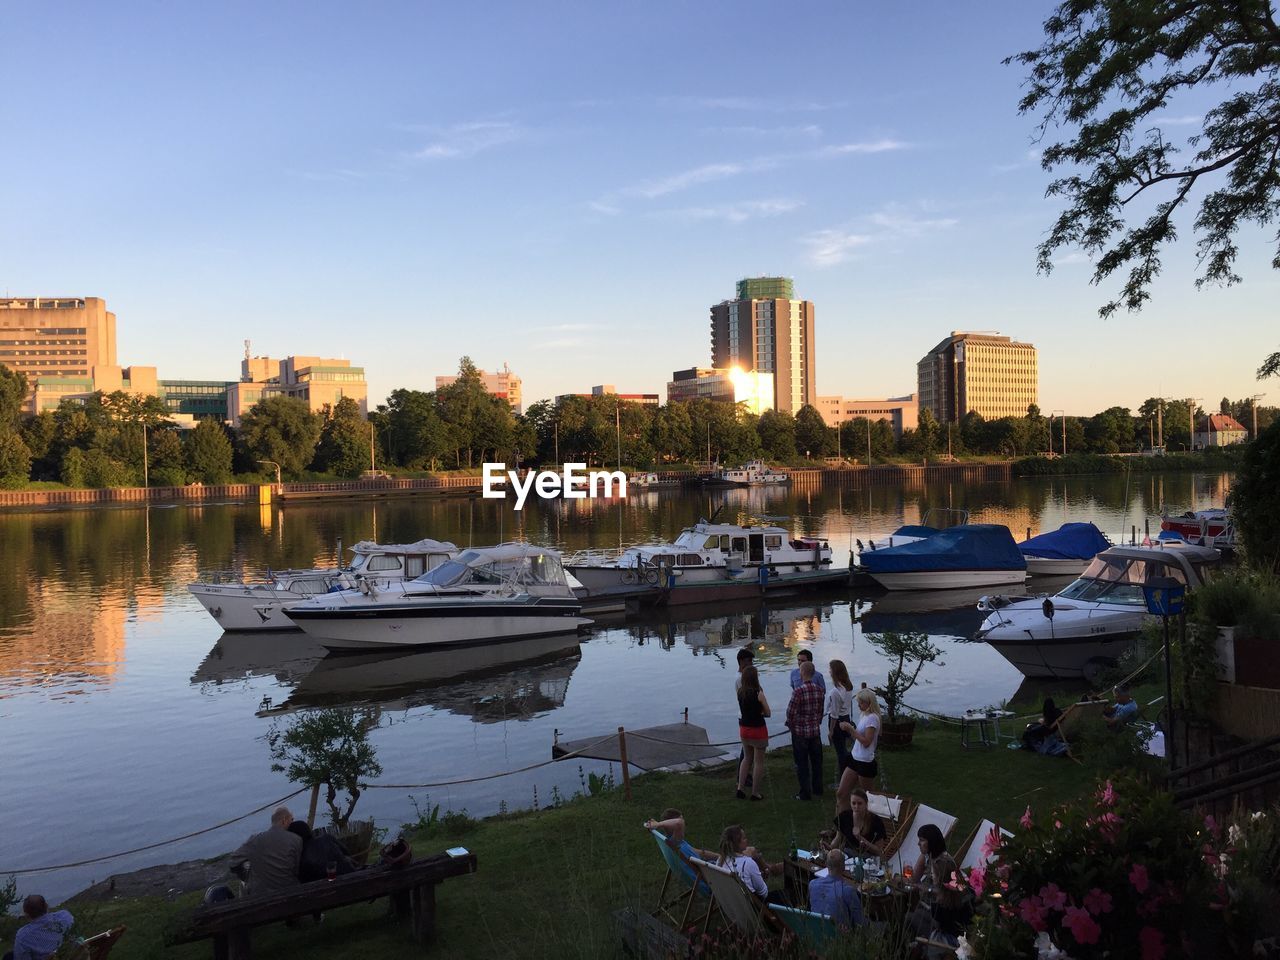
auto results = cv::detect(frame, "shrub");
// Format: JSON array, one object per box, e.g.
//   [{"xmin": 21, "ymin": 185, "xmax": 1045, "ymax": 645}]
[{"xmin": 268, "ymin": 708, "xmax": 383, "ymax": 830}]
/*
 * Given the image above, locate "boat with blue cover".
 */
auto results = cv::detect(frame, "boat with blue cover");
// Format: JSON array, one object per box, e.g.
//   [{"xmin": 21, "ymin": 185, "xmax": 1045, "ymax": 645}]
[
  {"xmin": 860, "ymin": 524, "xmax": 1027, "ymax": 591},
  {"xmin": 1019, "ymin": 522, "xmax": 1112, "ymax": 576}
]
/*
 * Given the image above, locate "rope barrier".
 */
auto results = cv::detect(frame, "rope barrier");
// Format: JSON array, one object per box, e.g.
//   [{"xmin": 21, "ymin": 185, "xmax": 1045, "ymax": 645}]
[{"xmin": 0, "ymin": 787, "xmax": 309, "ymax": 877}]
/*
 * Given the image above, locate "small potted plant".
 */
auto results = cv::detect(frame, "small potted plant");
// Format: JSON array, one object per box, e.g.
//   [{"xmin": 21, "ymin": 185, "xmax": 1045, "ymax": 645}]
[
  {"xmin": 268, "ymin": 708, "xmax": 383, "ymax": 862},
  {"xmin": 866, "ymin": 630, "xmax": 944, "ymax": 748}
]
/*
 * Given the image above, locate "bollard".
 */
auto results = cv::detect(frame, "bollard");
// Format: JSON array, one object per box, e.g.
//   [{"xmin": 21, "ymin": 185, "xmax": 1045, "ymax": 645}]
[
  {"xmin": 617, "ymin": 726, "xmax": 632, "ymax": 801},
  {"xmin": 683, "ymin": 707, "xmax": 689, "ymax": 725},
  {"xmin": 1132, "ymin": 525, "xmax": 1137, "ymax": 545},
  {"xmin": 307, "ymin": 783, "xmax": 320, "ymax": 828}
]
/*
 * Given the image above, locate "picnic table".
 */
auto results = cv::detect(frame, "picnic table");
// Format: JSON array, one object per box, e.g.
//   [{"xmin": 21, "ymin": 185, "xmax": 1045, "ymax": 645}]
[{"xmin": 959, "ymin": 709, "xmax": 1015, "ymax": 748}]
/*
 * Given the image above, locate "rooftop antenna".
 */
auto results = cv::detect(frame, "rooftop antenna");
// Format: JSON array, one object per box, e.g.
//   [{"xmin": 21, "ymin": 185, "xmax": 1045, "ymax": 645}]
[{"xmin": 244, "ymin": 339, "xmax": 251, "ymax": 361}]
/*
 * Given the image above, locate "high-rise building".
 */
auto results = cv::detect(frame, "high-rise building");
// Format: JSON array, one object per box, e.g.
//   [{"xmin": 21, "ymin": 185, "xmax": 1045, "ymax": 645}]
[
  {"xmin": 709, "ymin": 277, "xmax": 816, "ymax": 414},
  {"xmin": 917, "ymin": 332, "xmax": 1038, "ymax": 423},
  {"xmin": 435, "ymin": 363, "xmax": 523, "ymax": 414}
]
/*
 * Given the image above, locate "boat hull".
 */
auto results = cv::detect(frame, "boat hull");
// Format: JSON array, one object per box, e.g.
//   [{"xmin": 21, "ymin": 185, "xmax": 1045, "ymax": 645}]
[
  {"xmin": 868, "ymin": 569, "xmax": 1027, "ymax": 591},
  {"xmin": 977, "ymin": 603, "xmax": 1147, "ymax": 679},
  {"xmin": 286, "ymin": 599, "xmax": 591, "ymax": 651},
  {"xmin": 1024, "ymin": 557, "xmax": 1090, "ymax": 577},
  {"xmin": 188, "ymin": 584, "xmax": 306, "ymax": 631},
  {"xmin": 983, "ymin": 632, "xmax": 1143, "ymax": 680}
]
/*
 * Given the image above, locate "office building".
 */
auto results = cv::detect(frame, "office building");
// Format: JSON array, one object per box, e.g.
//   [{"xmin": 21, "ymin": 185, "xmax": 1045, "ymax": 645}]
[
  {"xmin": 435, "ymin": 363, "xmax": 522, "ymax": 413},
  {"xmin": 228, "ymin": 353, "xmax": 368, "ymax": 427},
  {"xmin": 709, "ymin": 277, "xmax": 816, "ymax": 414},
  {"xmin": 0, "ymin": 297, "xmax": 121, "ymax": 413},
  {"xmin": 917, "ymin": 332, "xmax": 1038, "ymax": 422},
  {"xmin": 814, "ymin": 394, "xmax": 919, "ymax": 438},
  {"xmin": 666, "ymin": 367, "xmax": 774, "ymax": 415},
  {"xmin": 555, "ymin": 384, "xmax": 660, "ymax": 407},
  {"xmin": 160, "ymin": 380, "xmax": 235, "ymax": 420}
]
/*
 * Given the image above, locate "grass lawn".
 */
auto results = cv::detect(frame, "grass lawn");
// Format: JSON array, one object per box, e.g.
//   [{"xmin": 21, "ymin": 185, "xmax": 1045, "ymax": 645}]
[{"xmin": 7, "ymin": 725, "xmax": 1098, "ymax": 959}]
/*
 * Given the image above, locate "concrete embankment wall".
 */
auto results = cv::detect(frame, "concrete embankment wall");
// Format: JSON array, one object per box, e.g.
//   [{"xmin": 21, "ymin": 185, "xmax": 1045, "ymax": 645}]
[{"xmin": 0, "ymin": 461, "xmax": 1014, "ymax": 512}]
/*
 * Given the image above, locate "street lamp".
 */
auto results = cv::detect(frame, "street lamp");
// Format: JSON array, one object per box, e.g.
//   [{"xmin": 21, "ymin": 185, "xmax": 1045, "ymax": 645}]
[
  {"xmin": 1187, "ymin": 397, "xmax": 1202, "ymax": 450},
  {"xmin": 1051, "ymin": 410, "xmax": 1066, "ymax": 456},
  {"xmin": 256, "ymin": 460, "xmax": 282, "ymax": 491},
  {"xmin": 1249, "ymin": 394, "xmax": 1266, "ymax": 440}
]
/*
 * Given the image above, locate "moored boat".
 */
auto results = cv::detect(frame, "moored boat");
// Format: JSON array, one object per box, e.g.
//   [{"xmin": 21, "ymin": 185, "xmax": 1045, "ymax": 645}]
[
  {"xmin": 285, "ymin": 544, "xmax": 591, "ymax": 651},
  {"xmin": 975, "ymin": 542, "xmax": 1220, "ymax": 681},
  {"xmin": 859, "ymin": 508, "xmax": 969, "ymax": 552},
  {"xmin": 704, "ymin": 460, "xmax": 789, "ymax": 487},
  {"xmin": 1160, "ymin": 508, "xmax": 1237, "ymax": 550},
  {"xmin": 1019, "ymin": 522, "xmax": 1112, "ymax": 576},
  {"xmin": 860, "ymin": 524, "xmax": 1027, "ymax": 591},
  {"xmin": 187, "ymin": 539, "xmax": 457, "ymax": 631},
  {"xmin": 628, "ymin": 472, "xmax": 680, "ymax": 490}
]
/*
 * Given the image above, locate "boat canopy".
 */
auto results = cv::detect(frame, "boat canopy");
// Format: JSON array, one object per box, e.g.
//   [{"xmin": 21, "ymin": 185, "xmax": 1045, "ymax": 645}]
[
  {"xmin": 350, "ymin": 538, "xmax": 458, "ymax": 555},
  {"xmin": 412, "ymin": 545, "xmax": 570, "ymax": 588},
  {"xmin": 890, "ymin": 524, "xmax": 938, "ymax": 539},
  {"xmin": 860, "ymin": 524, "xmax": 1025, "ymax": 573},
  {"xmin": 1019, "ymin": 522, "xmax": 1110, "ymax": 561}
]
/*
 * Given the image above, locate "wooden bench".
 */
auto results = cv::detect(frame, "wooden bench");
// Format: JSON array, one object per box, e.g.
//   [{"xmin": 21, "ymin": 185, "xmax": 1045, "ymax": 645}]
[{"xmin": 166, "ymin": 851, "xmax": 477, "ymax": 959}]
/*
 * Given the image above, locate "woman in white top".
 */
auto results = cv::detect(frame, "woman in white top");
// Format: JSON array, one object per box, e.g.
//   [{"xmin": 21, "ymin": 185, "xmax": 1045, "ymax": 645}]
[
  {"xmin": 825, "ymin": 659, "xmax": 855, "ymax": 777},
  {"xmin": 715, "ymin": 824, "xmax": 786, "ymax": 904},
  {"xmin": 835, "ymin": 687, "xmax": 882, "ymax": 824}
]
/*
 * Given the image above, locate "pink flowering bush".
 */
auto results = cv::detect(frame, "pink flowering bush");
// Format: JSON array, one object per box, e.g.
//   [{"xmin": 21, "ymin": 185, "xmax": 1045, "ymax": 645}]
[{"xmin": 964, "ymin": 777, "xmax": 1257, "ymax": 959}]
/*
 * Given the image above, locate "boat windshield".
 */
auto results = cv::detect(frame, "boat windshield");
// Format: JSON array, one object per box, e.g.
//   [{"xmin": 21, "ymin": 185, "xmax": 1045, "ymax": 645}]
[
  {"xmin": 412, "ymin": 550, "xmax": 569, "ymax": 588},
  {"xmin": 1057, "ymin": 554, "xmax": 1188, "ymax": 605}
]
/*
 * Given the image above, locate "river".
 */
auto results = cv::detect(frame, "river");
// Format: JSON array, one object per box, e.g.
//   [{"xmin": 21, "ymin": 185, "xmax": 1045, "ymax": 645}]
[{"xmin": 0, "ymin": 470, "xmax": 1232, "ymax": 901}]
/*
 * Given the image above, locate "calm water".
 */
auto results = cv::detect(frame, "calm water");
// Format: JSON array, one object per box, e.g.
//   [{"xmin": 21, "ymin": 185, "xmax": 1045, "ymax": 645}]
[{"xmin": 0, "ymin": 472, "xmax": 1232, "ymax": 901}]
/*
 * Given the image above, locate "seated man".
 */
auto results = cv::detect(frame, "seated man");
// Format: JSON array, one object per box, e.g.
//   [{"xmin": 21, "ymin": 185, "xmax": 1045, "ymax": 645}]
[
  {"xmin": 230, "ymin": 805, "xmax": 302, "ymax": 895},
  {"xmin": 5, "ymin": 895, "xmax": 74, "ymax": 960},
  {"xmin": 1104, "ymin": 685, "xmax": 1139, "ymax": 729},
  {"xmin": 808, "ymin": 849, "xmax": 864, "ymax": 929}
]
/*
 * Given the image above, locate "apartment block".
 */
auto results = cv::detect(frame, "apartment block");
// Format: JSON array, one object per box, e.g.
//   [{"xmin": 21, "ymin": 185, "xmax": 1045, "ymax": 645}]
[
  {"xmin": 666, "ymin": 367, "xmax": 774, "ymax": 415},
  {"xmin": 814, "ymin": 394, "xmax": 919, "ymax": 437},
  {"xmin": 435, "ymin": 363, "xmax": 523, "ymax": 413},
  {"xmin": 917, "ymin": 332, "xmax": 1038, "ymax": 422},
  {"xmin": 709, "ymin": 277, "xmax": 816, "ymax": 414}
]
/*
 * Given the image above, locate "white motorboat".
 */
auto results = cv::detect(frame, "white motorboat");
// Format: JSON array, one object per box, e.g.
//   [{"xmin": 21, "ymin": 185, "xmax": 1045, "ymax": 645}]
[
  {"xmin": 284, "ymin": 544, "xmax": 591, "ymax": 651},
  {"xmin": 187, "ymin": 539, "xmax": 457, "ymax": 631},
  {"xmin": 1019, "ymin": 522, "xmax": 1112, "ymax": 577},
  {"xmin": 628, "ymin": 472, "xmax": 680, "ymax": 489},
  {"xmin": 565, "ymin": 520, "xmax": 832, "ymax": 596},
  {"xmin": 706, "ymin": 460, "xmax": 789, "ymax": 486},
  {"xmin": 860, "ymin": 524, "xmax": 1027, "ymax": 591},
  {"xmin": 1160, "ymin": 508, "xmax": 1238, "ymax": 550},
  {"xmin": 975, "ymin": 542, "xmax": 1220, "ymax": 681}
]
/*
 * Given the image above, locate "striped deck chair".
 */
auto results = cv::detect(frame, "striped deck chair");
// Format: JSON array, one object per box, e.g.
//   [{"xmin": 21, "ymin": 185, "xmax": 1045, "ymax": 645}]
[
  {"xmin": 691, "ymin": 858, "xmax": 779, "ymax": 939},
  {"xmin": 648, "ymin": 829, "xmax": 711, "ymax": 930},
  {"xmin": 954, "ymin": 820, "xmax": 1013, "ymax": 873},
  {"xmin": 885, "ymin": 804, "xmax": 958, "ymax": 875}
]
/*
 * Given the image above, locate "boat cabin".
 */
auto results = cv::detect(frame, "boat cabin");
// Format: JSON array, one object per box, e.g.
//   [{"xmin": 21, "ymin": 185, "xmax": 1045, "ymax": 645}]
[
  {"xmin": 626, "ymin": 521, "xmax": 830, "ymax": 570},
  {"xmin": 1055, "ymin": 544, "xmax": 1219, "ymax": 606},
  {"xmin": 346, "ymin": 538, "xmax": 458, "ymax": 581}
]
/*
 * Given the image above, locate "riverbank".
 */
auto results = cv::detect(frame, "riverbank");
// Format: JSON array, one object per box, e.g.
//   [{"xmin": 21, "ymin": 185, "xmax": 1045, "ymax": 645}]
[
  {"xmin": 4, "ymin": 727, "xmax": 1094, "ymax": 959},
  {"xmin": 1014, "ymin": 448, "xmax": 1243, "ymax": 476}
]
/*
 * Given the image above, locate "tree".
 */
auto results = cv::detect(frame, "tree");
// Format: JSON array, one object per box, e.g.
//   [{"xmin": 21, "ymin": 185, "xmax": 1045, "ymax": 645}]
[
  {"xmin": 756, "ymin": 409, "xmax": 797, "ymax": 461},
  {"xmin": 1085, "ymin": 406, "xmax": 1136, "ymax": 453},
  {"xmin": 384, "ymin": 389, "xmax": 450, "ymax": 470},
  {"xmin": 238, "ymin": 396, "xmax": 323, "ymax": 479},
  {"xmin": 60, "ymin": 446, "xmax": 86, "ymax": 487},
  {"xmin": 1010, "ymin": 1, "xmax": 1280, "ymax": 321},
  {"xmin": 268, "ymin": 708, "xmax": 383, "ymax": 830},
  {"xmin": 186, "ymin": 418, "xmax": 233, "ymax": 483},
  {"xmin": 866, "ymin": 631, "xmax": 945, "ymax": 724},
  {"xmin": 20, "ymin": 412, "xmax": 57, "ymax": 480},
  {"xmin": 0, "ymin": 431, "xmax": 31, "ymax": 488},
  {"xmin": 794, "ymin": 404, "xmax": 832, "ymax": 458},
  {"xmin": 0, "ymin": 365, "xmax": 27, "ymax": 430},
  {"xmin": 148, "ymin": 428, "xmax": 187, "ymax": 486},
  {"xmin": 910, "ymin": 409, "xmax": 941, "ymax": 459},
  {"xmin": 314, "ymin": 397, "xmax": 370, "ymax": 478},
  {"xmin": 1229, "ymin": 418, "xmax": 1280, "ymax": 571}
]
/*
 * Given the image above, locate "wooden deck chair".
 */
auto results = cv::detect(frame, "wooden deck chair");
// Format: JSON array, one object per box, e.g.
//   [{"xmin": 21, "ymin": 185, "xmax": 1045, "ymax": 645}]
[
  {"xmin": 885, "ymin": 804, "xmax": 958, "ymax": 875},
  {"xmin": 954, "ymin": 820, "xmax": 1013, "ymax": 873},
  {"xmin": 690, "ymin": 858, "xmax": 777, "ymax": 939},
  {"xmin": 67, "ymin": 927, "xmax": 127, "ymax": 960},
  {"xmin": 867, "ymin": 791, "xmax": 910, "ymax": 827},
  {"xmin": 647, "ymin": 829, "xmax": 711, "ymax": 930},
  {"xmin": 768, "ymin": 904, "xmax": 841, "ymax": 950},
  {"xmin": 1051, "ymin": 700, "xmax": 1109, "ymax": 762}
]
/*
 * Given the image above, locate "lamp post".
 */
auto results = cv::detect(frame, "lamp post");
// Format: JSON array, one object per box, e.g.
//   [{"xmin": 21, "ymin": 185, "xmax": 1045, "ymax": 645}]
[
  {"xmin": 1144, "ymin": 575, "xmax": 1185, "ymax": 767},
  {"xmin": 369, "ymin": 421, "xmax": 376, "ymax": 472},
  {"xmin": 1187, "ymin": 397, "xmax": 1202, "ymax": 450},
  {"xmin": 1051, "ymin": 410, "xmax": 1065, "ymax": 456},
  {"xmin": 256, "ymin": 459, "xmax": 282, "ymax": 492},
  {"xmin": 1249, "ymin": 394, "xmax": 1266, "ymax": 440}
]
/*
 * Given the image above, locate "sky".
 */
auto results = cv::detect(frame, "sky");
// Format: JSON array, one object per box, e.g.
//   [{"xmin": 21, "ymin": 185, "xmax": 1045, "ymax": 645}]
[{"xmin": 2, "ymin": 1, "xmax": 1276, "ymax": 415}]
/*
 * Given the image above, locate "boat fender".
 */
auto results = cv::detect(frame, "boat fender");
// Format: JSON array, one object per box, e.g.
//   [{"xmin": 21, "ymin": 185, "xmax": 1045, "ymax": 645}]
[{"xmin": 1042, "ymin": 598, "xmax": 1055, "ymax": 620}]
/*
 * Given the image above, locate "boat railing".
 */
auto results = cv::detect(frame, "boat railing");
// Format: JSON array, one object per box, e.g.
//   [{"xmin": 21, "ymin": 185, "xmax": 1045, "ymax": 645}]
[
  {"xmin": 199, "ymin": 569, "xmax": 246, "ymax": 585},
  {"xmin": 562, "ymin": 548, "xmax": 626, "ymax": 566}
]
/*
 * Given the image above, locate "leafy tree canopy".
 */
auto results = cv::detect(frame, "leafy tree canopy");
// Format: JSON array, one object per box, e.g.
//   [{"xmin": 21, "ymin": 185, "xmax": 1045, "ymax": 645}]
[
  {"xmin": 238, "ymin": 395, "xmax": 323, "ymax": 479},
  {"xmin": 0, "ymin": 364, "xmax": 28, "ymax": 429},
  {"xmin": 1010, "ymin": 0, "xmax": 1280, "ymax": 325}
]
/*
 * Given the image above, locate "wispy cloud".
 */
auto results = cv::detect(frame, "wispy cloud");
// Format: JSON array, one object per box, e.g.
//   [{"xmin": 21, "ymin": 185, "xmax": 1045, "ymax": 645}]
[
  {"xmin": 411, "ymin": 121, "xmax": 523, "ymax": 160},
  {"xmin": 819, "ymin": 139, "xmax": 908, "ymax": 156},
  {"xmin": 293, "ymin": 168, "xmax": 369, "ymax": 182},
  {"xmin": 668, "ymin": 96, "xmax": 843, "ymax": 113},
  {"xmin": 622, "ymin": 162, "xmax": 749, "ymax": 199},
  {"xmin": 654, "ymin": 198, "xmax": 803, "ymax": 223},
  {"xmin": 802, "ymin": 230, "xmax": 874, "ymax": 267},
  {"xmin": 991, "ymin": 148, "xmax": 1043, "ymax": 174},
  {"xmin": 1149, "ymin": 114, "xmax": 1201, "ymax": 127},
  {"xmin": 589, "ymin": 200, "xmax": 622, "ymax": 216},
  {"xmin": 1052, "ymin": 251, "xmax": 1091, "ymax": 267},
  {"xmin": 803, "ymin": 203, "xmax": 958, "ymax": 267},
  {"xmin": 706, "ymin": 124, "xmax": 823, "ymax": 138},
  {"xmin": 537, "ymin": 322, "xmax": 596, "ymax": 332}
]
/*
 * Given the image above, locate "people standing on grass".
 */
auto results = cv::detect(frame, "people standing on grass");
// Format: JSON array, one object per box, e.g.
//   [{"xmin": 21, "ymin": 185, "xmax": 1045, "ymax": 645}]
[
  {"xmin": 785, "ymin": 660, "xmax": 825, "ymax": 801},
  {"xmin": 735, "ymin": 646, "xmax": 756, "ymax": 790},
  {"xmin": 834, "ymin": 688, "xmax": 882, "ymax": 826},
  {"xmin": 790, "ymin": 649, "xmax": 826, "ymax": 693},
  {"xmin": 736, "ymin": 666, "xmax": 770, "ymax": 801},
  {"xmin": 825, "ymin": 659, "xmax": 855, "ymax": 777}
]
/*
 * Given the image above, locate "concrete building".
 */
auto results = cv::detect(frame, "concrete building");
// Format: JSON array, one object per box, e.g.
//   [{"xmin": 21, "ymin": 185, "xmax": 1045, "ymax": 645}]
[
  {"xmin": 666, "ymin": 366, "xmax": 774, "ymax": 415},
  {"xmin": 160, "ymin": 380, "xmax": 234, "ymax": 420},
  {"xmin": 555, "ymin": 384, "xmax": 660, "ymax": 407},
  {"xmin": 710, "ymin": 277, "xmax": 816, "ymax": 414},
  {"xmin": 228, "ymin": 354, "xmax": 368, "ymax": 427},
  {"xmin": 0, "ymin": 297, "xmax": 121, "ymax": 413},
  {"xmin": 917, "ymin": 332, "xmax": 1038, "ymax": 423},
  {"xmin": 435, "ymin": 364, "xmax": 522, "ymax": 414},
  {"xmin": 814, "ymin": 394, "xmax": 919, "ymax": 438},
  {"xmin": 1196, "ymin": 414, "xmax": 1248, "ymax": 448}
]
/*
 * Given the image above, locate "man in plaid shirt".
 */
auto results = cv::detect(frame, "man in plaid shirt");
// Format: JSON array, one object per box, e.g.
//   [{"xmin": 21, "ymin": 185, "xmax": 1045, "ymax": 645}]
[{"xmin": 786, "ymin": 660, "xmax": 825, "ymax": 800}]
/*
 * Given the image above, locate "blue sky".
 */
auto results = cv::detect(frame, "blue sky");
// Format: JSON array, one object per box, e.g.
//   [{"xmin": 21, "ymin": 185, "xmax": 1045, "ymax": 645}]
[{"xmin": 3, "ymin": 1, "xmax": 1276, "ymax": 414}]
